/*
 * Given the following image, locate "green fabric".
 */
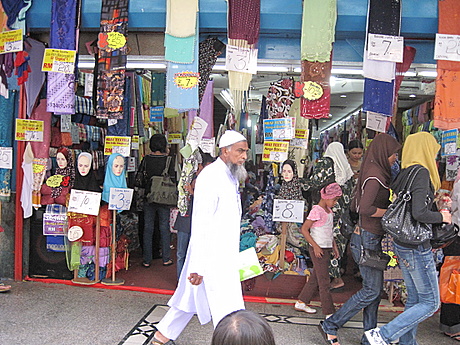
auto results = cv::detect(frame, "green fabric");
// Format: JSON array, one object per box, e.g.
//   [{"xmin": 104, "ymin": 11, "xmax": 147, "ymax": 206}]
[
  {"xmin": 67, "ymin": 242, "xmax": 82, "ymax": 271},
  {"xmin": 164, "ymin": 34, "xmax": 195, "ymax": 64},
  {"xmin": 300, "ymin": 0, "xmax": 337, "ymax": 62}
]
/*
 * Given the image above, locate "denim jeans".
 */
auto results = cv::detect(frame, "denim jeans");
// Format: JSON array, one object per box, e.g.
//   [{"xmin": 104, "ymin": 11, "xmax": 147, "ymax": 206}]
[
  {"xmin": 322, "ymin": 228, "xmax": 384, "ymax": 345},
  {"xmin": 379, "ymin": 243, "xmax": 440, "ymax": 345},
  {"xmin": 176, "ymin": 231, "xmax": 191, "ymax": 279},
  {"xmin": 143, "ymin": 202, "xmax": 171, "ymax": 264}
]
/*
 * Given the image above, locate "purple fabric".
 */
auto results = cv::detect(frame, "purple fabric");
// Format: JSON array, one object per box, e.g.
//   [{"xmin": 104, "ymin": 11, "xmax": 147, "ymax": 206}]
[
  {"xmin": 228, "ymin": 0, "xmax": 260, "ymax": 45},
  {"xmin": 198, "ymin": 80, "xmax": 214, "ymax": 138},
  {"xmin": 80, "ymin": 246, "xmax": 96, "ymax": 265},
  {"xmin": 363, "ymin": 78, "xmax": 395, "ymax": 116},
  {"xmin": 25, "ymin": 38, "xmax": 46, "ymax": 116}
]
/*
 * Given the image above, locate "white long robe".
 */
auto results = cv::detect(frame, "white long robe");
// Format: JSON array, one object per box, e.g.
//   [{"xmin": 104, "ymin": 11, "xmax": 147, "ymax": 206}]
[{"xmin": 167, "ymin": 157, "xmax": 245, "ymax": 326}]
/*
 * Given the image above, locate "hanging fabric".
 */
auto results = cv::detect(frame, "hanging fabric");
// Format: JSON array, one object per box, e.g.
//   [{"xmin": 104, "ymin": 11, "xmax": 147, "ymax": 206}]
[
  {"xmin": 188, "ymin": 79, "xmax": 214, "ymax": 139},
  {"xmin": 198, "ymin": 37, "xmax": 224, "ymax": 104},
  {"xmin": 438, "ymin": 0, "xmax": 460, "ymax": 71},
  {"xmin": 266, "ymin": 78, "xmax": 295, "ymax": 119},
  {"xmin": 165, "ymin": 0, "xmax": 198, "ymax": 38},
  {"xmin": 363, "ymin": 55, "xmax": 395, "ymax": 83},
  {"xmin": 434, "ymin": 69, "xmax": 460, "ymax": 130},
  {"xmin": 300, "ymin": 60, "xmax": 332, "ymax": 119},
  {"xmin": 46, "ymin": 0, "xmax": 78, "ymax": 114},
  {"xmin": 96, "ymin": 0, "xmax": 129, "ymax": 119},
  {"xmin": 395, "ymin": 46, "xmax": 416, "ymax": 96},
  {"xmin": 151, "ymin": 73, "xmax": 165, "ymax": 106},
  {"xmin": 300, "ymin": 0, "xmax": 337, "ymax": 63},
  {"xmin": 363, "ymin": 78, "xmax": 395, "ymax": 116},
  {"xmin": 0, "ymin": 89, "xmax": 16, "ymax": 201},
  {"xmin": 367, "ymin": 0, "xmax": 401, "ymax": 36}
]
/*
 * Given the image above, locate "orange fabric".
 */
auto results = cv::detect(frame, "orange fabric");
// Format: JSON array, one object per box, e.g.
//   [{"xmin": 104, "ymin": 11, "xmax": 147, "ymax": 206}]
[
  {"xmin": 434, "ymin": 69, "xmax": 460, "ymax": 130},
  {"xmin": 438, "ymin": 0, "xmax": 460, "ymax": 71},
  {"xmin": 440, "ymin": 256, "xmax": 460, "ymax": 304}
]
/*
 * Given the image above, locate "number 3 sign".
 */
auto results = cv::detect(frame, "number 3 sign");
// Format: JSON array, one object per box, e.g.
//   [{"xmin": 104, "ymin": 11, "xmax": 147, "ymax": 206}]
[{"xmin": 108, "ymin": 188, "xmax": 133, "ymax": 211}]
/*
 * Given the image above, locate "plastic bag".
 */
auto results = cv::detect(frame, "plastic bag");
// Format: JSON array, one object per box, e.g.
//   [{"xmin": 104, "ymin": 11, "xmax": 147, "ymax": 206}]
[{"xmin": 440, "ymin": 256, "xmax": 460, "ymax": 304}]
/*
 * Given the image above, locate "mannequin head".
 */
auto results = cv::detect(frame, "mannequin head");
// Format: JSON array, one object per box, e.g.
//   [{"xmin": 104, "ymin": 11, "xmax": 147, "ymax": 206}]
[
  {"xmin": 112, "ymin": 155, "xmax": 125, "ymax": 176},
  {"xmin": 77, "ymin": 153, "xmax": 92, "ymax": 176},
  {"xmin": 281, "ymin": 160, "xmax": 297, "ymax": 182},
  {"xmin": 56, "ymin": 152, "xmax": 68, "ymax": 169}
]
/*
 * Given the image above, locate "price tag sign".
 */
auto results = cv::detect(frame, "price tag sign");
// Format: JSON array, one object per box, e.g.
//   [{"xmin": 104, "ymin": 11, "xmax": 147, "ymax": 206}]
[
  {"xmin": 15, "ymin": 119, "xmax": 44, "ymax": 142},
  {"xmin": 43, "ymin": 214, "xmax": 67, "ymax": 236},
  {"xmin": 131, "ymin": 135, "xmax": 139, "ymax": 150},
  {"xmin": 442, "ymin": 129, "xmax": 458, "ymax": 157},
  {"xmin": 435, "ymin": 33, "xmax": 460, "ymax": 62},
  {"xmin": 0, "ymin": 29, "xmax": 23, "ymax": 54},
  {"xmin": 127, "ymin": 157, "xmax": 136, "ymax": 172},
  {"xmin": 84, "ymin": 73, "xmax": 94, "ymax": 97},
  {"xmin": 150, "ymin": 106, "xmax": 164, "ymax": 122},
  {"xmin": 0, "ymin": 147, "xmax": 13, "ymax": 169},
  {"xmin": 367, "ymin": 33, "xmax": 404, "ymax": 63},
  {"xmin": 225, "ymin": 45, "xmax": 258, "ymax": 74},
  {"xmin": 42, "ymin": 48, "xmax": 76, "ymax": 73},
  {"xmin": 68, "ymin": 189, "xmax": 102, "ymax": 216},
  {"xmin": 174, "ymin": 72, "xmax": 200, "ymax": 89},
  {"xmin": 290, "ymin": 138, "xmax": 308, "ymax": 149},
  {"xmin": 262, "ymin": 141, "xmax": 289, "ymax": 162},
  {"xmin": 273, "ymin": 199, "xmax": 305, "ymax": 223},
  {"xmin": 199, "ymin": 137, "xmax": 216, "ymax": 155},
  {"xmin": 366, "ymin": 111, "xmax": 389, "ymax": 133},
  {"xmin": 168, "ymin": 133, "xmax": 182, "ymax": 144},
  {"xmin": 264, "ymin": 118, "xmax": 294, "ymax": 140},
  {"xmin": 187, "ymin": 116, "xmax": 208, "ymax": 150},
  {"xmin": 104, "ymin": 136, "xmax": 131, "ymax": 157},
  {"xmin": 108, "ymin": 188, "xmax": 133, "ymax": 211},
  {"xmin": 60, "ymin": 114, "xmax": 71, "ymax": 133}
]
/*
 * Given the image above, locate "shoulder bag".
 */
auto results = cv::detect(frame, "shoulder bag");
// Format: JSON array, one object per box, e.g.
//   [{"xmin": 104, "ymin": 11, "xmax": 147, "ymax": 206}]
[
  {"xmin": 381, "ymin": 166, "xmax": 433, "ymax": 245},
  {"xmin": 146, "ymin": 156, "xmax": 178, "ymax": 206},
  {"xmin": 134, "ymin": 157, "xmax": 148, "ymax": 189}
]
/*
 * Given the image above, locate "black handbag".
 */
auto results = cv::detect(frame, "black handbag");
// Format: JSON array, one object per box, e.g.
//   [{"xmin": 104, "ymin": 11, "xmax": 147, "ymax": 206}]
[
  {"xmin": 339, "ymin": 207, "xmax": 359, "ymax": 240},
  {"xmin": 381, "ymin": 166, "xmax": 433, "ymax": 245},
  {"xmin": 359, "ymin": 247, "xmax": 391, "ymax": 271},
  {"xmin": 134, "ymin": 158, "xmax": 148, "ymax": 188},
  {"xmin": 431, "ymin": 223, "xmax": 459, "ymax": 249}
]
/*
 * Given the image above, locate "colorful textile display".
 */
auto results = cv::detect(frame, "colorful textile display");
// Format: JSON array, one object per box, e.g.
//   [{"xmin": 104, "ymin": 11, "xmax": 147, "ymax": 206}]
[
  {"xmin": 151, "ymin": 73, "xmax": 166, "ymax": 106},
  {"xmin": 164, "ymin": 34, "xmax": 195, "ymax": 64},
  {"xmin": 46, "ymin": 0, "xmax": 78, "ymax": 114},
  {"xmin": 266, "ymin": 78, "xmax": 295, "ymax": 119},
  {"xmin": 198, "ymin": 37, "xmax": 224, "ymax": 104},
  {"xmin": 96, "ymin": 0, "xmax": 129, "ymax": 119},
  {"xmin": 300, "ymin": 0, "xmax": 337, "ymax": 62},
  {"xmin": 367, "ymin": 0, "xmax": 401, "ymax": 36}
]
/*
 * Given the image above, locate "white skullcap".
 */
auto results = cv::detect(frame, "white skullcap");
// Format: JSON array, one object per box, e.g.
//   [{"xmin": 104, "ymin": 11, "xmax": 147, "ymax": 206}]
[{"xmin": 218, "ymin": 130, "xmax": 247, "ymax": 147}]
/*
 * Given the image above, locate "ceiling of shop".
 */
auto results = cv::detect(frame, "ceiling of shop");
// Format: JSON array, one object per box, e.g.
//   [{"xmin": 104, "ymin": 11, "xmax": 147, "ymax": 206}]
[{"xmin": 29, "ymin": 0, "xmax": 439, "ymax": 135}]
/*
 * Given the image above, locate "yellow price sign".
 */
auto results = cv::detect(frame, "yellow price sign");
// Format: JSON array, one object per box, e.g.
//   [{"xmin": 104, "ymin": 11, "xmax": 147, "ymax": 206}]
[
  {"xmin": 174, "ymin": 71, "xmax": 200, "ymax": 89},
  {"xmin": 42, "ymin": 49, "xmax": 76, "ymax": 73},
  {"xmin": 0, "ymin": 29, "xmax": 23, "ymax": 54},
  {"xmin": 15, "ymin": 119, "xmax": 44, "ymax": 142},
  {"xmin": 302, "ymin": 81, "xmax": 324, "ymax": 101},
  {"xmin": 107, "ymin": 31, "xmax": 126, "ymax": 49}
]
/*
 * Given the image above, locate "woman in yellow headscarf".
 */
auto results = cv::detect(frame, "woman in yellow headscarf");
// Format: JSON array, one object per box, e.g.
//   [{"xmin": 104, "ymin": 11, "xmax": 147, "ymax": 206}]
[{"xmin": 364, "ymin": 132, "xmax": 452, "ymax": 345}]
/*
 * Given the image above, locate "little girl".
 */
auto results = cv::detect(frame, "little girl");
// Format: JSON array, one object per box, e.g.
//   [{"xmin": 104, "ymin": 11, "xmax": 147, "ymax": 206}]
[{"xmin": 294, "ymin": 183, "xmax": 342, "ymax": 316}]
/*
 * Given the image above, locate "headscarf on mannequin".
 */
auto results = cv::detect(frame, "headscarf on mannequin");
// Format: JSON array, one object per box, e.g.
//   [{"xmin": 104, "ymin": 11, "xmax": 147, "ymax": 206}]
[
  {"xmin": 102, "ymin": 153, "xmax": 127, "ymax": 202},
  {"xmin": 401, "ymin": 132, "xmax": 441, "ymax": 191},
  {"xmin": 51, "ymin": 147, "xmax": 75, "ymax": 198},
  {"xmin": 323, "ymin": 142, "xmax": 354, "ymax": 186},
  {"xmin": 277, "ymin": 159, "xmax": 303, "ymax": 200},
  {"xmin": 73, "ymin": 152, "xmax": 101, "ymax": 192}
]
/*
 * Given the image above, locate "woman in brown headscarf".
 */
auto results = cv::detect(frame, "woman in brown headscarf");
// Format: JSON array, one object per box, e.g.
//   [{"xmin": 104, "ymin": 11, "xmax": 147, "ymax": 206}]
[{"xmin": 319, "ymin": 133, "xmax": 401, "ymax": 345}]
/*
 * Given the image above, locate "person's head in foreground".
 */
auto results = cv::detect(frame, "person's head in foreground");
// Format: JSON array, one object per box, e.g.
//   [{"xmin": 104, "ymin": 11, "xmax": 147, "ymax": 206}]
[
  {"xmin": 218, "ymin": 130, "xmax": 249, "ymax": 183},
  {"xmin": 211, "ymin": 310, "xmax": 276, "ymax": 345}
]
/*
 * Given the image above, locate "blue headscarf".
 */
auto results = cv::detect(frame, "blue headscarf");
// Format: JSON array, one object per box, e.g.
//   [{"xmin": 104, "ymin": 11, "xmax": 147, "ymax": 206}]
[{"xmin": 102, "ymin": 153, "xmax": 127, "ymax": 203}]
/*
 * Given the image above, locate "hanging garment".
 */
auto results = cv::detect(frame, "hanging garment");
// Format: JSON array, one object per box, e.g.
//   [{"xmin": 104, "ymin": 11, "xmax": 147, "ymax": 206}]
[
  {"xmin": 266, "ymin": 78, "xmax": 295, "ymax": 119},
  {"xmin": 46, "ymin": 0, "xmax": 78, "ymax": 114},
  {"xmin": 437, "ymin": 0, "xmax": 460, "ymax": 71},
  {"xmin": 367, "ymin": 0, "xmax": 401, "ymax": 36},
  {"xmin": 363, "ymin": 55, "xmax": 396, "ymax": 83},
  {"xmin": 363, "ymin": 78, "xmax": 395, "ymax": 116},
  {"xmin": 198, "ymin": 37, "xmax": 224, "ymax": 103},
  {"xmin": 151, "ymin": 73, "xmax": 166, "ymax": 106},
  {"xmin": 197, "ymin": 80, "xmax": 214, "ymax": 139},
  {"xmin": 434, "ymin": 69, "xmax": 460, "ymax": 130},
  {"xmin": 300, "ymin": 0, "xmax": 337, "ymax": 62},
  {"xmin": 227, "ymin": 0, "xmax": 260, "ymax": 45},
  {"xmin": 24, "ymin": 38, "xmax": 46, "ymax": 116},
  {"xmin": 300, "ymin": 60, "xmax": 332, "ymax": 119},
  {"xmin": 102, "ymin": 153, "xmax": 127, "ymax": 203},
  {"xmin": 96, "ymin": 0, "xmax": 129, "ymax": 119},
  {"xmin": 164, "ymin": 34, "xmax": 195, "ymax": 64},
  {"xmin": 165, "ymin": 0, "xmax": 198, "ymax": 38},
  {"xmin": 395, "ymin": 46, "xmax": 416, "ymax": 95},
  {"xmin": 20, "ymin": 143, "xmax": 33, "ymax": 218},
  {"xmin": 1, "ymin": 0, "xmax": 30, "ymax": 29}
]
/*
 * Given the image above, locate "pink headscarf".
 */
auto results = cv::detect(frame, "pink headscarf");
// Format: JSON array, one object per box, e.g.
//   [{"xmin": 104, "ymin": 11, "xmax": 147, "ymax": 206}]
[{"xmin": 320, "ymin": 182, "xmax": 343, "ymax": 200}]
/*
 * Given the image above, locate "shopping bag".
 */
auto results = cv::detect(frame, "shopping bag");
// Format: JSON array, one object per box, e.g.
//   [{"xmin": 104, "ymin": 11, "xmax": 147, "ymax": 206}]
[
  {"xmin": 239, "ymin": 247, "xmax": 263, "ymax": 281},
  {"xmin": 439, "ymin": 256, "xmax": 460, "ymax": 304}
]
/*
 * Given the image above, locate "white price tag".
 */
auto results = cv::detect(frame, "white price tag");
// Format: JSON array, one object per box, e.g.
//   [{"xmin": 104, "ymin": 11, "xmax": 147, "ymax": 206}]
[
  {"xmin": 366, "ymin": 111, "xmax": 388, "ymax": 133},
  {"xmin": 0, "ymin": 147, "xmax": 13, "ymax": 169},
  {"xmin": 51, "ymin": 60, "xmax": 75, "ymax": 74},
  {"xmin": 273, "ymin": 128, "xmax": 290, "ymax": 140},
  {"xmin": 68, "ymin": 189, "xmax": 102, "ymax": 216},
  {"xmin": 24, "ymin": 130, "xmax": 43, "ymax": 142},
  {"xmin": 269, "ymin": 150, "xmax": 288, "ymax": 163},
  {"xmin": 290, "ymin": 138, "xmax": 308, "ymax": 149},
  {"xmin": 199, "ymin": 137, "xmax": 215, "ymax": 154},
  {"xmin": 273, "ymin": 199, "xmax": 305, "ymax": 223},
  {"xmin": 108, "ymin": 119, "xmax": 118, "ymax": 126},
  {"xmin": 225, "ymin": 45, "xmax": 258, "ymax": 74},
  {"xmin": 60, "ymin": 114, "xmax": 71, "ymax": 133},
  {"xmin": 84, "ymin": 73, "xmax": 94, "ymax": 97},
  {"xmin": 127, "ymin": 157, "xmax": 136, "ymax": 172},
  {"xmin": 108, "ymin": 188, "xmax": 133, "ymax": 211},
  {"xmin": 112, "ymin": 145, "xmax": 130, "ymax": 157},
  {"xmin": 435, "ymin": 33, "xmax": 460, "ymax": 62},
  {"xmin": 4, "ymin": 40, "xmax": 22, "ymax": 53},
  {"xmin": 367, "ymin": 34, "xmax": 404, "ymax": 63},
  {"xmin": 255, "ymin": 143, "xmax": 263, "ymax": 155},
  {"xmin": 187, "ymin": 116, "xmax": 208, "ymax": 151},
  {"xmin": 445, "ymin": 142, "xmax": 457, "ymax": 156}
]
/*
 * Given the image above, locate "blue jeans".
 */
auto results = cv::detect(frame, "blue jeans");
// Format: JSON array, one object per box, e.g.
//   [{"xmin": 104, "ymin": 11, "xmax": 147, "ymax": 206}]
[
  {"xmin": 379, "ymin": 243, "xmax": 440, "ymax": 345},
  {"xmin": 322, "ymin": 228, "xmax": 383, "ymax": 345},
  {"xmin": 143, "ymin": 202, "xmax": 171, "ymax": 264},
  {"xmin": 176, "ymin": 231, "xmax": 191, "ymax": 279}
]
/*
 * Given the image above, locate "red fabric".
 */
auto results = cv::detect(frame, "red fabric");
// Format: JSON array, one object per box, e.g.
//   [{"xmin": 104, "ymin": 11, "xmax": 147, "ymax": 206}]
[{"xmin": 300, "ymin": 60, "xmax": 332, "ymax": 119}]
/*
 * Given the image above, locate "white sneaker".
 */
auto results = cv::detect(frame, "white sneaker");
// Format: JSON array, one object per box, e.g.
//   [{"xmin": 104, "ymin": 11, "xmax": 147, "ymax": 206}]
[
  {"xmin": 365, "ymin": 328, "xmax": 388, "ymax": 345},
  {"xmin": 294, "ymin": 300, "xmax": 317, "ymax": 314}
]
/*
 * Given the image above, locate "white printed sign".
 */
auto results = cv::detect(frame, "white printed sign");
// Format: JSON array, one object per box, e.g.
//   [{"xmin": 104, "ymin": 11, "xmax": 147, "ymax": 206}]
[
  {"xmin": 0, "ymin": 147, "xmax": 13, "ymax": 169},
  {"xmin": 273, "ymin": 199, "xmax": 305, "ymax": 223},
  {"xmin": 367, "ymin": 33, "xmax": 404, "ymax": 63},
  {"xmin": 199, "ymin": 137, "xmax": 215, "ymax": 155},
  {"xmin": 435, "ymin": 33, "xmax": 460, "ymax": 62},
  {"xmin": 366, "ymin": 111, "xmax": 388, "ymax": 133},
  {"xmin": 60, "ymin": 114, "xmax": 71, "ymax": 133},
  {"xmin": 25, "ymin": 130, "xmax": 43, "ymax": 142},
  {"xmin": 269, "ymin": 150, "xmax": 288, "ymax": 163},
  {"xmin": 187, "ymin": 116, "xmax": 208, "ymax": 151},
  {"xmin": 108, "ymin": 188, "xmax": 133, "ymax": 211},
  {"xmin": 290, "ymin": 138, "xmax": 308, "ymax": 149},
  {"xmin": 225, "ymin": 45, "xmax": 258, "ymax": 74},
  {"xmin": 127, "ymin": 157, "xmax": 136, "ymax": 172},
  {"xmin": 68, "ymin": 189, "xmax": 101, "ymax": 216},
  {"xmin": 84, "ymin": 73, "xmax": 94, "ymax": 97}
]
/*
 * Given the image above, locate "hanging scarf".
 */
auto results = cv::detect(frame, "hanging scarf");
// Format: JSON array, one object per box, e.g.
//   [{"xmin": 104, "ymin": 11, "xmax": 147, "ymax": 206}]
[
  {"xmin": 46, "ymin": 0, "xmax": 77, "ymax": 114},
  {"xmin": 25, "ymin": 38, "xmax": 46, "ymax": 116},
  {"xmin": 367, "ymin": 0, "xmax": 401, "ymax": 36},
  {"xmin": 151, "ymin": 73, "xmax": 166, "ymax": 106},
  {"xmin": 363, "ymin": 78, "xmax": 395, "ymax": 116},
  {"xmin": 401, "ymin": 132, "xmax": 441, "ymax": 191},
  {"xmin": 228, "ymin": 0, "xmax": 260, "ymax": 45},
  {"xmin": 434, "ymin": 69, "xmax": 460, "ymax": 130},
  {"xmin": 188, "ymin": 79, "xmax": 214, "ymax": 139},
  {"xmin": 0, "ymin": 89, "xmax": 16, "ymax": 200},
  {"xmin": 198, "ymin": 37, "xmax": 224, "ymax": 103},
  {"xmin": 323, "ymin": 142, "xmax": 354, "ymax": 186},
  {"xmin": 438, "ymin": 0, "xmax": 460, "ymax": 71},
  {"xmin": 363, "ymin": 55, "xmax": 395, "ymax": 83},
  {"xmin": 165, "ymin": 0, "xmax": 198, "ymax": 38},
  {"xmin": 300, "ymin": 60, "xmax": 331, "ymax": 119},
  {"xmin": 0, "ymin": 0, "xmax": 30, "ymax": 28},
  {"xmin": 164, "ymin": 34, "xmax": 195, "ymax": 64},
  {"xmin": 266, "ymin": 78, "xmax": 295, "ymax": 119},
  {"xmin": 102, "ymin": 153, "xmax": 127, "ymax": 202},
  {"xmin": 300, "ymin": 0, "xmax": 336, "ymax": 62},
  {"xmin": 96, "ymin": 0, "xmax": 129, "ymax": 119},
  {"xmin": 395, "ymin": 46, "xmax": 416, "ymax": 96},
  {"xmin": 277, "ymin": 160, "xmax": 303, "ymax": 200}
]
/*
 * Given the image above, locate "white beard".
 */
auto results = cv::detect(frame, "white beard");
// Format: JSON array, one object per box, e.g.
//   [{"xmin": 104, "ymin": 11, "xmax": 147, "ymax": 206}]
[{"xmin": 226, "ymin": 161, "xmax": 248, "ymax": 183}]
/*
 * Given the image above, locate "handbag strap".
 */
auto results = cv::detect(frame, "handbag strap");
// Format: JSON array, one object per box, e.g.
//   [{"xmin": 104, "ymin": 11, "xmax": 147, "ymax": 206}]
[
  {"xmin": 161, "ymin": 156, "xmax": 172, "ymax": 176},
  {"xmin": 398, "ymin": 165, "xmax": 423, "ymax": 200}
]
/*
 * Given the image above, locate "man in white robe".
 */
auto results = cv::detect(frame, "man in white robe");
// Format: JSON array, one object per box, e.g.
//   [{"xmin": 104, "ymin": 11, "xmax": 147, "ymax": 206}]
[{"xmin": 152, "ymin": 130, "xmax": 249, "ymax": 345}]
